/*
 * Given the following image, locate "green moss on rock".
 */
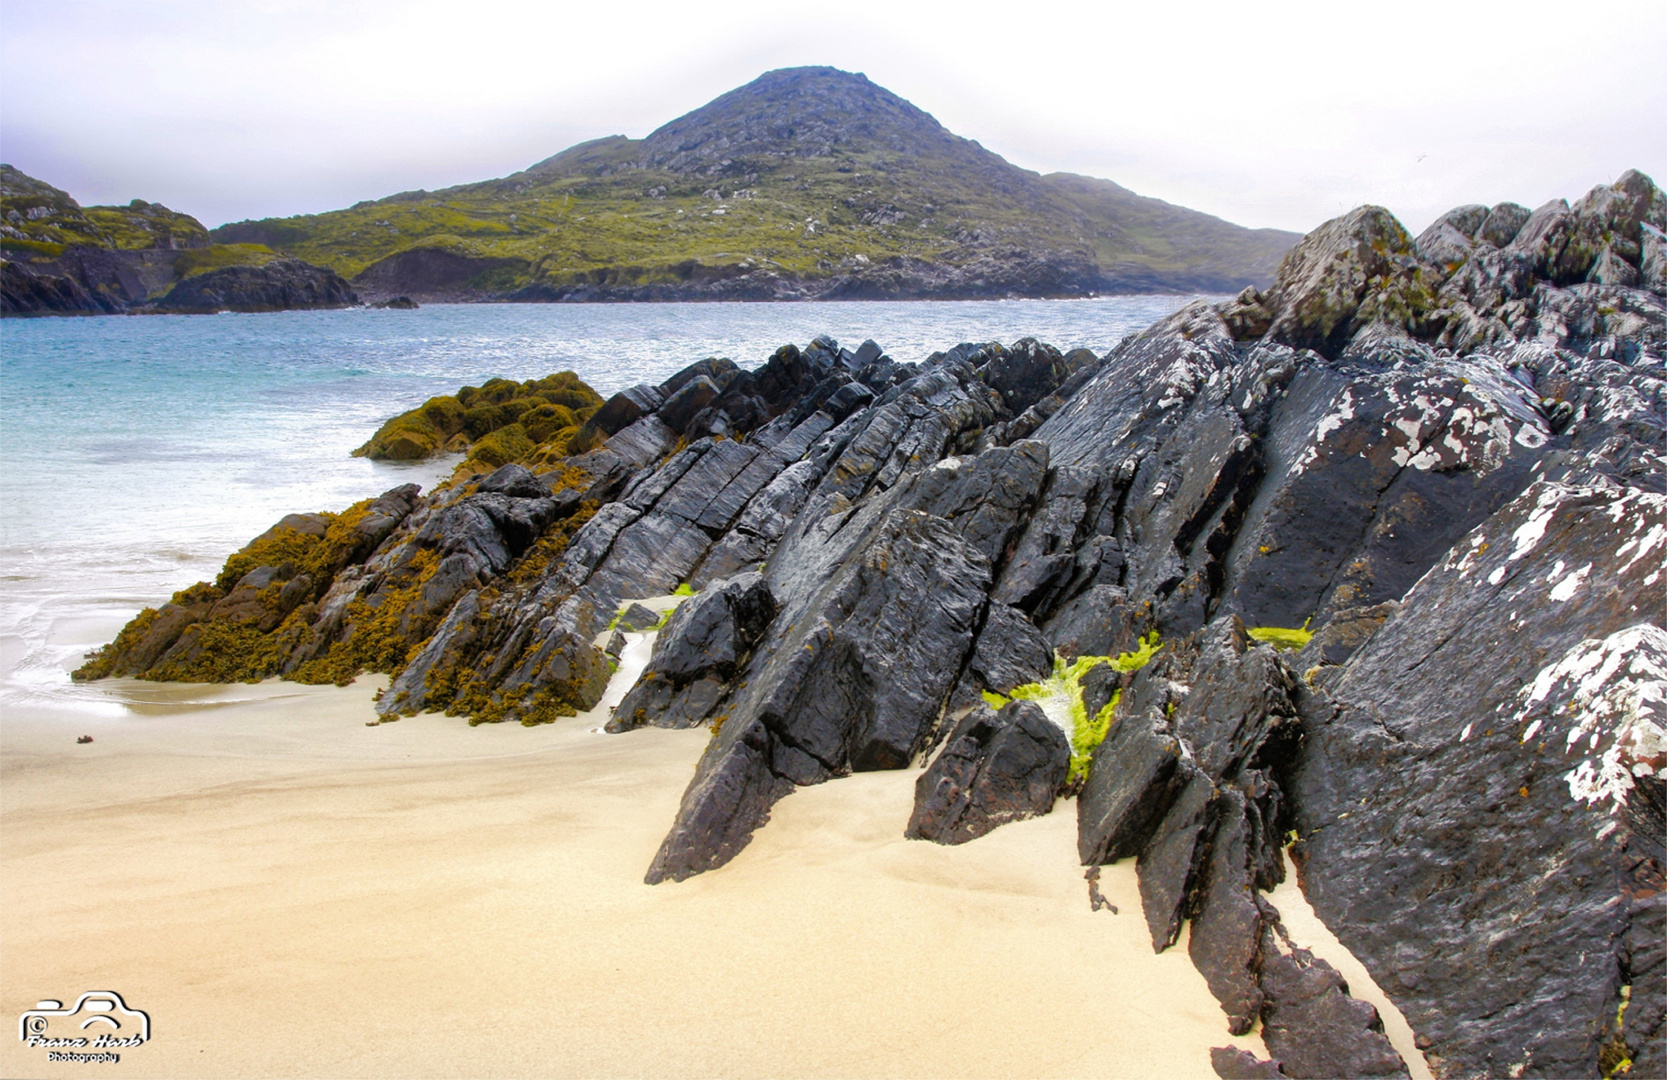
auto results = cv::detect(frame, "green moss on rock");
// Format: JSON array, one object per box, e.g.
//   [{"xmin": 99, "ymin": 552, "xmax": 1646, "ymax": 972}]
[
  {"xmin": 144, "ymin": 619, "xmax": 282, "ymax": 683},
  {"xmin": 1247, "ymin": 622, "xmax": 1313, "ymax": 651},
  {"xmin": 987, "ymin": 632, "xmax": 1163, "ymax": 783}
]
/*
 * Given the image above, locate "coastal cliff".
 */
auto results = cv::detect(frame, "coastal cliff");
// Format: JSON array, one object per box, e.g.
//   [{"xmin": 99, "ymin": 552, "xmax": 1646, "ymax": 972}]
[
  {"xmin": 0, "ymin": 165, "xmax": 357, "ymax": 315},
  {"xmin": 81, "ymin": 169, "xmax": 1666, "ymax": 1079}
]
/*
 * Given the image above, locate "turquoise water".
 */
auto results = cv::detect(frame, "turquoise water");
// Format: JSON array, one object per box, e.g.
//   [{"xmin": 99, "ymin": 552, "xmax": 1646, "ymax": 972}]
[{"xmin": 0, "ymin": 297, "xmax": 1200, "ymax": 716}]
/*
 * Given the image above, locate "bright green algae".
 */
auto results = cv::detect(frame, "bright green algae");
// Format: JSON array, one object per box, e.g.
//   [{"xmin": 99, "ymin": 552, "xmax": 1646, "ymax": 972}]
[{"xmin": 983, "ymin": 631, "xmax": 1162, "ymax": 782}]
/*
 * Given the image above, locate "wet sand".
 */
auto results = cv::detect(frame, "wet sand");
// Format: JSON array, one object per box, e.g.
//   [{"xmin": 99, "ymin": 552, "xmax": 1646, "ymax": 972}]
[{"xmin": 2, "ymin": 661, "xmax": 1423, "ymax": 1078}]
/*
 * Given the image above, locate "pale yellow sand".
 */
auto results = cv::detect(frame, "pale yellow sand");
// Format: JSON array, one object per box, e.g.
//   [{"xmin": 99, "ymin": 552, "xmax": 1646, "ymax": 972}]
[{"xmin": 2, "ymin": 654, "xmax": 1421, "ymax": 1079}]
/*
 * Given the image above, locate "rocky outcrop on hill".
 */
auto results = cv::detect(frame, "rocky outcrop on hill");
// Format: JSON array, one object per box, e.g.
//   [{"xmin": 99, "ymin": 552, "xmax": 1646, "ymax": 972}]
[
  {"xmin": 81, "ymin": 170, "xmax": 1667, "ymax": 1078},
  {"xmin": 1, "ymin": 164, "xmax": 358, "ymax": 316},
  {"xmin": 0, "ymin": 257, "xmax": 113, "ymax": 314},
  {"xmin": 351, "ymin": 247, "xmax": 522, "ymax": 303},
  {"xmin": 149, "ymin": 258, "xmax": 357, "ymax": 313}
]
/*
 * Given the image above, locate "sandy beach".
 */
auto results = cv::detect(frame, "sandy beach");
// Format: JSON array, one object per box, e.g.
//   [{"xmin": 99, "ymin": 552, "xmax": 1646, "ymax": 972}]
[{"xmin": 2, "ymin": 655, "xmax": 1426, "ymax": 1079}]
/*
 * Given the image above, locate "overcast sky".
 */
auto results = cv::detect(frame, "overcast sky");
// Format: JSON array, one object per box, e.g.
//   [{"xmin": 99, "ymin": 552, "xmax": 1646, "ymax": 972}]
[{"xmin": 2, "ymin": 0, "xmax": 1663, "ymax": 235}]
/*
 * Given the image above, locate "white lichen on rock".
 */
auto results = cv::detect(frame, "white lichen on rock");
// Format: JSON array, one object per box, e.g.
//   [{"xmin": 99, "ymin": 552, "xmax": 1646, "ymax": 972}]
[
  {"xmin": 1507, "ymin": 484, "xmax": 1573, "ymax": 562},
  {"xmin": 1314, "ymin": 388, "xmax": 1357, "ymax": 444},
  {"xmin": 1546, "ymin": 561, "xmax": 1591, "ymax": 602},
  {"xmin": 1508, "ymin": 624, "xmax": 1667, "ymax": 811}
]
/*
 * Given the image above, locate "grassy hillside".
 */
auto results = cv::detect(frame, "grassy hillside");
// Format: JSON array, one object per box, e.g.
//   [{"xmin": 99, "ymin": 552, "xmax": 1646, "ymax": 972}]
[
  {"xmin": 0, "ymin": 164, "xmax": 213, "ymax": 258},
  {"xmin": 1040, "ymin": 173, "xmax": 1296, "ymax": 288},
  {"xmin": 212, "ymin": 68, "xmax": 1299, "ymax": 298}
]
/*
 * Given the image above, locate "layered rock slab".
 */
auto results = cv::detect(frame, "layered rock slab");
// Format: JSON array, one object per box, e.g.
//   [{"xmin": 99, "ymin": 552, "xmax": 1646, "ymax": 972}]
[
  {"xmin": 905, "ymin": 700, "xmax": 1069, "ymax": 845},
  {"xmin": 646, "ymin": 509, "xmax": 991, "ymax": 882},
  {"xmin": 1076, "ymin": 616, "xmax": 1401, "ymax": 1071},
  {"xmin": 607, "ymin": 573, "xmax": 776, "ymax": 732},
  {"xmin": 1290, "ymin": 481, "xmax": 1667, "ymax": 1078}
]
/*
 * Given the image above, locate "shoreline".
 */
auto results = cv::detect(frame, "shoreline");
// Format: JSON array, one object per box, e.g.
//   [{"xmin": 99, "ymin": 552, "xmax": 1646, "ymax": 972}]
[
  {"xmin": 2, "ymin": 672, "xmax": 1251, "ymax": 1078},
  {"xmin": 2, "ymin": 666, "xmax": 1428, "ymax": 1078},
  {"xmin": 0, "ymin": 290, "xmax": 1223, "ymax": 320}
]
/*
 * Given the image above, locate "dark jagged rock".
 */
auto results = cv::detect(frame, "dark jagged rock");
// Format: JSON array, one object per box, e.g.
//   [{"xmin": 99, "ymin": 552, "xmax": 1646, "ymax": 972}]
[
  {"xmin": 850, "ymin": 339, "xmax": 883, "ymax": 370},
  {"xmin": 1414, "ymin": 204, "xmax": 1490, "ymax": 268},
  {"xmin": 607, "ymin": 573, "xmax": 775, "ymax": 732},
  {"xmin": 1210, "ymin": 1046, "xmax": 1287, "ymax": 1079},
  {"xmin": 906, "ymin": 699, "xmax": 1069, "ymax": 845},
  {"xmin": 572, "ymin": 384, "xmax": 665, "ymax": 452},
  {"xmin": 646, "ymin": 509, "xmax": 991, "ymax": 882},
  {"xmin": 689, "ymin": 459, "xmax": 818, "ymax": 588},
  {"xmin": 1, "ymin": 258, "xmax": 115, "ymax": 314},
  {"xmin": 412, "ymin": 485, "xmax": 563, "ymax": 578},
  {"xmin": 1077, "ymin": 660, "xmax": 1121, "ymax": 726},
  {"xmin": 976, "ymin": 337, "xmax": 1070, "ymax": 415},
  {"xmin": 150, "ymin": 258, "xmax": 357, "ymax": 313},
  {"xmin": 382, "ymin": 589, "xmax": 483, "ymax": 710},
  {"xmin": 1074, "ymin": 611, "xmax": 1397, "ymax": 1060},
  {"xmin": 1293, "ymin": 601, "xmax": 1397, "ymax": 671},
  {"xmin": 1289, "ymin": 481, "xmax": 1666, "ymax": 1078},
  {"xmin": 1138, "ymin": 767, "xmax": 1217, "ymax": 951},
  {"xmin": 990, "ymin": 466, "xmax": 1091, "ymax": 606},
  {"xmin": 473, "ymin": 463, "xmax": 550, "ymax": 499},
  {"xmin": 1076, "ymin": 705, "xmax": 1185, "ymax": 866},
  {"xmin": 1189, "ymin": 788, "xmax": 1269, "ymax": 1035},
  {"xmin": 1257, "ymin": 205, "xmax": 1438, "ymax": 357},
  {"xmin": 1171, "ymin": 618, "xmax": 1298, "ymax": 783},
  {"xmin": 616, "ymin": 602, "xmax": 660, "ymax": 633},
  {"xmin": 1079, "ymin": 617, "xmax": 1297, "ymax": 899},
  {"xmin": 965, "ymin": 601, "xmax": 1055, "ymax": 697},
  {"xmin": 1623, "ymin": 886, "xmax": 1666, "ymax": 1080},
  {"xmin": 899, "ymin": 439, "xmax": 1050, "ymax": 565},
  {"xmin": 1478, "ymin": 202, "xmax": 1531, "ymax": 249},
  {"xmin": 1258, "ymin": 933, "xmax": 1409, "ymax": 1079},
  {"xmin": 658, "ymin": 375, "xmax": 723, "ymax": 434},
  {"xmin": 659, "ymin": 357, "xmax": 740, "ymax": 398},
  {"xmin": 1216, "ymin": 357, "xmax": 1546, "ymax": 630}
]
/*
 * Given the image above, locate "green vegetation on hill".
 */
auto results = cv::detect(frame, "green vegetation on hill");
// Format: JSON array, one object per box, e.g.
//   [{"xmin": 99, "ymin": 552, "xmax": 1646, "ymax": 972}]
[
  {"xmin": 211, "ymin": 67, "xmax": 1299, "ymax": 297},
  {"xmin": 171, "ymin": 243, "xmax": 282, "ymax": 278},
  {"xmin": 1, "ymin": 164, "xmax": 212, "ymax": 254},
  {"xmin": 1040, "ymin": 173, "xmax": 1299, "ymax": 288}
]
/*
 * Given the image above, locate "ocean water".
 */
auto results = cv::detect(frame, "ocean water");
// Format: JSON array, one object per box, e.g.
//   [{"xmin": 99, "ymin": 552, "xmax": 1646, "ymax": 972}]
[{"xmin": 0, "ymin": 297, "xmax": 1202, "ymax": 719}]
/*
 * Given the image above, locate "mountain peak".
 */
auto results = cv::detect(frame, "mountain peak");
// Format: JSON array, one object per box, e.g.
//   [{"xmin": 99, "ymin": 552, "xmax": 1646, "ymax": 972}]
[{"xmin": 637, "ymin": 65, "xmax": 957, "ymax": 173}]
